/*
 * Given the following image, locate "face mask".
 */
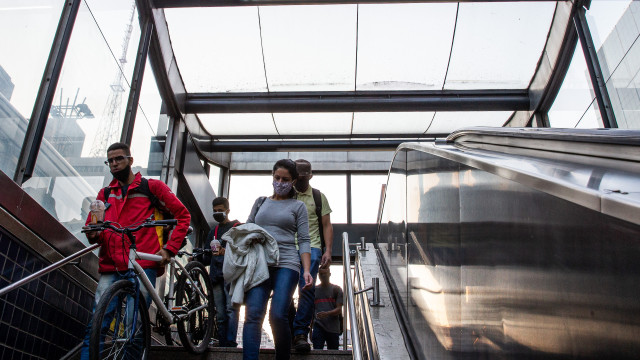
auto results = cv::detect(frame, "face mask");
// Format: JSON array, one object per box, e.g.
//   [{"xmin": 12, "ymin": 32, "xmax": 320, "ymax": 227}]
[
  {"xmin": 295, "ymin": 178, "xmax": 309, "ymax": 192},
  {"xmin": 273, "ymin": 180, "xmax": 293, "ymax": 196},
  {"xmin": 213, "ymin": 212, "xmax": 226, "ymax": 222},
  {"xmin": 111, "ymin": 165, "xmax": 131, "ymax": 183}
]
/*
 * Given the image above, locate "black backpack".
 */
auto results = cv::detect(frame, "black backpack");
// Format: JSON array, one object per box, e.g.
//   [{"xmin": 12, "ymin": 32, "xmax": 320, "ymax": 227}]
[{"xmin": 102, "ymin": 177, "xmax": 176, "ymax": 245}]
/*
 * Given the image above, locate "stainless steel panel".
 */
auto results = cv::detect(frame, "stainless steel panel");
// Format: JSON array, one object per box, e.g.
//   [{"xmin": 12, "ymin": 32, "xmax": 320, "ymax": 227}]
[{"xmin": 378, "ymin": 143, "xmax": 640, "ymax": 359}]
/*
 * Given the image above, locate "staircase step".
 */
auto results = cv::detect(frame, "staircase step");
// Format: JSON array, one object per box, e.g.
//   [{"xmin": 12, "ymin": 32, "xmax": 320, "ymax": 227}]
[{"xmin": 149, "ymin": 346, "xmax": 352, "ymax": 360}]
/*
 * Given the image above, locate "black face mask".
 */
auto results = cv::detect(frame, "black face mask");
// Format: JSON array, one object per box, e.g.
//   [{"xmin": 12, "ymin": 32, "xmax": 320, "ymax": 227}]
[
  {"xmin": 111, "ymin": 165, "xmax": 131, "ymax": 183},
  {"xmin": 295, "ymin": 178, "xmax": 309, "ymax": 192},
  {"xmin": 213, "ymin": 212, "xmax": 226, "ymax": 222}
]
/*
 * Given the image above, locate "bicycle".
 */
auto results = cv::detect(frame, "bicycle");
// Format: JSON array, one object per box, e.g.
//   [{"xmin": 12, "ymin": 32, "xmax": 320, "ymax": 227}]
[{"xmin": 83, "ymin": 219, "xmax": 214, "ymax": 359}]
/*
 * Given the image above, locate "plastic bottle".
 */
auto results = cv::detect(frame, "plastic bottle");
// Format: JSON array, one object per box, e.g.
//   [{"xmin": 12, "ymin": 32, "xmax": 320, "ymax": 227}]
[{"xmin": 90, "ymin": 200, "xmax": 105, "ymax": 224}]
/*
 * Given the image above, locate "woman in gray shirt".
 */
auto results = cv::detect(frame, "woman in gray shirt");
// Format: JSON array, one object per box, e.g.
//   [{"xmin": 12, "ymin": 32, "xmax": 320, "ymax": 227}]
[{"xmin": 242, "ymin": 159, "xmax": 312, "ymax": 360}]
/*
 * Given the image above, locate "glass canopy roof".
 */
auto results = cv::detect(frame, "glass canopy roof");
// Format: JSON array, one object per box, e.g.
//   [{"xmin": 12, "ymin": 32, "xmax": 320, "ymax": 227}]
[{"xmin": 164, "ymin": 2, "xmax": 556, "ymax": 137}]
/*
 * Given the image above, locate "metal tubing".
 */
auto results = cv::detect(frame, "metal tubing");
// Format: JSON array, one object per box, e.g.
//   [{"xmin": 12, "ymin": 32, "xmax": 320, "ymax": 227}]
[
  {"xmin": 371, "ymin": 278, "xmax": 380, "ymax": 306},
  {"xmin": 574, "ymin": 6, "xmax": 617, "ymax": 128},
  {"xmin": 131, "ymin": 259, "xmax": 174, "ymax": 322},
  {"xmin": 0, "ymin": 243, "xmax": 99, "ymax": 298},
  {"xmin": 14, "ymin": 0, "xmax": 81, "ymax": 184},
  {"xmin": 121, "ymin": 19, "xmax": 154, "ymax": 145},
  {"xmin": 343, "ymin": 232, "xmax": 362, "ymax": 359}
]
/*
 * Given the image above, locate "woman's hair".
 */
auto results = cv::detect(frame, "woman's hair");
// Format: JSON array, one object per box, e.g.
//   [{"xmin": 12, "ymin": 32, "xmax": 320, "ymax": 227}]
[{"xmin": 272, "ymin": 159, "xmax": 298, "ymax": 198}]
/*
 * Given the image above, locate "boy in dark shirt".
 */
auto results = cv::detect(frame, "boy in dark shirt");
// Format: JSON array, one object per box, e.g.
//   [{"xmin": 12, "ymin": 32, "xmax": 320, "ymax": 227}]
[
  {"xmin": 196, "ymin": 197, "xmax": 240, "ymax": 347},
  {"xmin": 312, "ymin": 268, "xmax": 343, "ymax": 350}
]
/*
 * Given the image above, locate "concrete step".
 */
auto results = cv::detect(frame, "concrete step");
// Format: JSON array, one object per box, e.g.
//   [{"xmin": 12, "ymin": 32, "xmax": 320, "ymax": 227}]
[{"xmin": 149, "ymin": 346, "xmax": 352, "ymax": 360}]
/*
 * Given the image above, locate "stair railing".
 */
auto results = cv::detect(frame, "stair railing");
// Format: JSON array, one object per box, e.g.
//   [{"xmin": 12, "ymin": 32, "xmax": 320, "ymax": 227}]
[
  {"xmin": 0, "ymin": 243, "xmax": 99, "ymax": 297},
  {"xmin": 342, "ymin": 232, "xmax": 380, "ymax": 360}
]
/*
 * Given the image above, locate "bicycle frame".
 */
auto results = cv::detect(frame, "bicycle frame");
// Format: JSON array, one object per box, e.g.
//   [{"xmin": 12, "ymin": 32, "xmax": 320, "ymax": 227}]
[{"xmin": 128, "ymin": 247, "xmax": 209, "ymax": 324}]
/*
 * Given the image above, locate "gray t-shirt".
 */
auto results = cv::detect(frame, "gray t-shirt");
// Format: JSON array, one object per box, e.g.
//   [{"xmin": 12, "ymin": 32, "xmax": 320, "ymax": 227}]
[
  {"xmin": 314, "ymin": 283, "xmax": 343, "ymax": 334},
  {"xmin": 247, "ymin": 197, "xmax": 310, "ymax": 272}
]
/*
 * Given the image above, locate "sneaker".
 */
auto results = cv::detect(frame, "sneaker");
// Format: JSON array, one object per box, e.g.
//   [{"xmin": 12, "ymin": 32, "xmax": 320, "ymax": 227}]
[{"xmin": 293, "ymin": 334, "xmax": 311, "ymax": 353}]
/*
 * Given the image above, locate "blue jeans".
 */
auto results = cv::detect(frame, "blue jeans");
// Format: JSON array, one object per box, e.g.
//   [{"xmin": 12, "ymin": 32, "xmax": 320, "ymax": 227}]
[
  {"xmin": 80, "ymin": 269, "xmax": 157, "ymax": 360},
  {"xmin": 311, "ymin": 323, "xmax": 340, "ymax": 350},
  {"xmin": 293, "ymin": 247, "xmax": 322, "ymax": 337},
  {"xmin": 213, "ymin": 281, "xmax": 239, "ymax": 347},
  {"xmin": 243, "ymin": 267, "xmax": 299, "ymax": 360},
  {"xmin": 226, "ymin": 283, "xmax": 239, "ymax": 347}
]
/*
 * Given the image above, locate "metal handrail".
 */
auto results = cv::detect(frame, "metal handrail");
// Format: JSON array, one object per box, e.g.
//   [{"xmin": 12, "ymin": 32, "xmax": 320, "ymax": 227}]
[
  {"xmin": 343, "ymin": 232, "xmax": 362, "ymax": 358},
  {"xmin": 342, "ymin": 232, "xmax": 380, "ymax": 359},
  {"xmin": 0, "ymin": 243, "xmax": 99, "ymax": 297}
]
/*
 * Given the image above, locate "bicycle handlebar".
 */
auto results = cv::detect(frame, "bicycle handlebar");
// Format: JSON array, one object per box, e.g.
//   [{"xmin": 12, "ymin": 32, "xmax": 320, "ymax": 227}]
[{"xmin": 81, "ymin": 219, "xmax": 178, "ymax": 234}]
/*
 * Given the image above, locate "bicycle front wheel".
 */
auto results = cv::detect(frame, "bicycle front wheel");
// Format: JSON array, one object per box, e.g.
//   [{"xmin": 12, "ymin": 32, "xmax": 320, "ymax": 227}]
[
  {"xmin": 175, "ymin": 261, "xmax": 214, "ymax": 353},
  {"xmin": 89, "ymin": 279, "xmax": 150, "ymax": 360}
]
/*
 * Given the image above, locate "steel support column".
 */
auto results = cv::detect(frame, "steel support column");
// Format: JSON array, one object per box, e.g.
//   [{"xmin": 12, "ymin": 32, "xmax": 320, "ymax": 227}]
[
  {"xmin": 121, "ymin": 19, "xmax": 154, "ymax": 145},
  {"xmin": 574, "ymin": 5, "xmax": 618, "ymax": 128},
  {"xmin": 14, "ymin": 0, "xmax": 81, "ymax": 184}
]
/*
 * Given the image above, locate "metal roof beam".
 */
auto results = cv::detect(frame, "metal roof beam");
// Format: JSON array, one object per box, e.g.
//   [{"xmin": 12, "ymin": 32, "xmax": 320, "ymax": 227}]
[
  {"xmin": 195, "ymin": 139, "xmax": 414, "ymax": 152},
  {"xmin": 186, "ymin": 90, "xmax": 529, "ymax": 113},
  {"xmin": 154, "ymin": 0, "xmax": 555, "ymax": 8}
]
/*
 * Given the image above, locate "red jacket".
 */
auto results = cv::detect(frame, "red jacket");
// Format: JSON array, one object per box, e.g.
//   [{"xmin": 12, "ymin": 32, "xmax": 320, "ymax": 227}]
[{"xmin": 86, "ymin": 173, "xmax": 191, "ymax": 273}]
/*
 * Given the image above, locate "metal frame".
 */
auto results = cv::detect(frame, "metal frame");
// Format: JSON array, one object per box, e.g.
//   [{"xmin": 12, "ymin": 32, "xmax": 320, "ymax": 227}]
[
  {"xmin": 153, "ymin": 0, "xmax": 558, "ymax": 7},
  {"xmin": 195, "ymin": 139, "xmax": 411, "ymax": 152},
  {"xmin": 573, "ymin": 4, "xmax": 617, "ymax": 128},
  {"xmin": 121, "ymin": 19, "xmax": 155, "ymax": 145},
  {"xmin": 186, "ymin": 90, "xmax": 530, "ymax": 113},
  {"xmin": 13, "ymin": 0, "xmax": 81, "ymax": 185},
  {"xmin": 506, "ymin": 1, "xmax": 578, "ymax": 127}
]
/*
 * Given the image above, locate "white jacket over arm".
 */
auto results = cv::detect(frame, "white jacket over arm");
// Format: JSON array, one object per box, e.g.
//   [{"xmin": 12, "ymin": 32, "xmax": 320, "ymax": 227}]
[{"xmin": 222, "ymin": 223, "xmax": 279, "ymax": 305}]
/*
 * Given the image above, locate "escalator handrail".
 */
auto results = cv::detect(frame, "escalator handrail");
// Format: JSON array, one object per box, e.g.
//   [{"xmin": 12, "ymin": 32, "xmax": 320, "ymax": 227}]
[{"xmin": 343, "ymin": 232, "xmax": 362, "ymax": 359}]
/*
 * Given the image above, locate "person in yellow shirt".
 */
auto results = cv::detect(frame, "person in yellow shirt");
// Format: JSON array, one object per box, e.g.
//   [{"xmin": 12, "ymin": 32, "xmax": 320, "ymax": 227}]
[{"xmin": 291, "ymin": 159, "xmax": 334, "ymax": 352}]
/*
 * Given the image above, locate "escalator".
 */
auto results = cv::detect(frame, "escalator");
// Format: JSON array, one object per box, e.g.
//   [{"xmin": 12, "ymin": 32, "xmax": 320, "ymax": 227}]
[{"xmin": 374, "ymin": 127, "xmax": 640, "ymax": 359}]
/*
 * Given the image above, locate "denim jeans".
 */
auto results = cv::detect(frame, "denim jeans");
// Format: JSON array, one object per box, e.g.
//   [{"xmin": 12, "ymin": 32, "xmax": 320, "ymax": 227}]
[
  {"xmin": 311, "ymin": 323, "xmax": 340, "ymax": 350},
  {"xmin": 80, "ymin": 269, "xmax": 157, "ymax": 360},
  {"xmin": 242, "ymin": 267, "xmax": 299, "ymax": 360},
  {"xmin": 293, "ymin": 247, "xmax": 322, "ymax": 337},
  {"xmin": 226, "ymin": 283, "xmax": 239, "ymax": 347},
  {"xmin": 213, "ymin": 281, "xmax": 239, "ymax": 347},
  {"xmin": 212, "ymin": 282, "xmax": 228, "ymax": 345}
]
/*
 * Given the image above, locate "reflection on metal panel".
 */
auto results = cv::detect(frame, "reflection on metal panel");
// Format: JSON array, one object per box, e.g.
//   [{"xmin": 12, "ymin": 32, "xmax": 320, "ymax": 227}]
[{"xmin": 378, "ymin": 133, "xmax": 640, "ymax": 358}]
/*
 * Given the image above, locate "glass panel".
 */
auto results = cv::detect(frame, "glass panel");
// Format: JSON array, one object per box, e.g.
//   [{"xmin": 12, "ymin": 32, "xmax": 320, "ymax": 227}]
[
  {"xmin": 208, "ymin": 164, "xmax": 222, "ymax": 197},
  {"xmin": 0, "ymin": 1, "xmax": 65, "ymax": 178},
  {"xmin": 356, "ymin": 4, "xmax": 457, "ymax": 90},
  {"xmin": 352, "ymin": 112, "xmax": 434, "ymax": 134},
  {"xmin": 587, "ymin": 2, "xmax": 640, "ymax": 129},
  {"xmin": 22, "ymin": 0, "xmax": 140, "ymax": 243},
  {"xmin": 228, "ymin": 174, "xmax": 273, "ymax": 222},
  {"xmin": 310, "ymin": 175, "xmax": 347, "ymax": 223},
  {"xmin": 274, "ymin": 113, "xmax": 352, "ymax": 135},
  {"xmin": 260, "ymin": 5, "xmax": 357, "ymax": 91},
  {"xmin": 586, "ymin": 1, "xmax": 634, "ymax": 81},
  {"xmin": 427, "ymin": 111, "xmax": 512, "ymax": 134},
  {"xmin": 445, "ymin": 2, "xmax": 555, "ymax": 89},
  {"xmin": 130, "ymin": 56, "xmax": 166, "ymax": 178},
  {"xmin": 199, "ymin": 113, "xmax": 278, "ymax": 135},
  {"xmin": 548, "ymin": 39, "xmax": 601, "ymax": 128},
  {"xmin": 164, "ymin": 7, "xmax": 266, "ymax": 93},
  {"xmin": 351, "ymin": 174, "xmax": 387, "ymax": 224},
  {"xmin": 575, "ymin": 100, "xmax": 602, "ymax": 128}
]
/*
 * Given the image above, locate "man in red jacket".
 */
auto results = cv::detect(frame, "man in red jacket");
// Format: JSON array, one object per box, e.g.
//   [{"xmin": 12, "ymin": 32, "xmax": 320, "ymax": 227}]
[{"xmin": 79, "ymin": 142, "xmax": 191, "ymax": 360}]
